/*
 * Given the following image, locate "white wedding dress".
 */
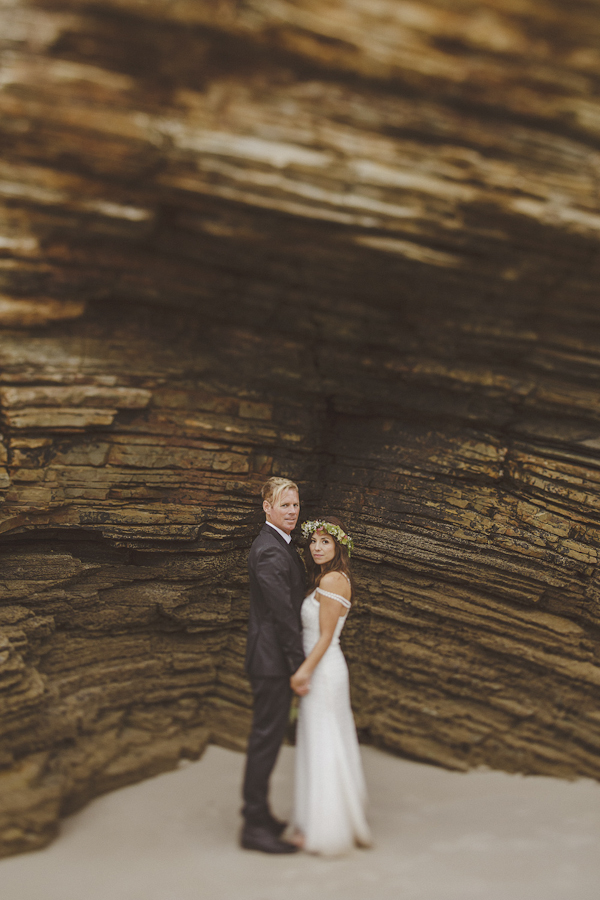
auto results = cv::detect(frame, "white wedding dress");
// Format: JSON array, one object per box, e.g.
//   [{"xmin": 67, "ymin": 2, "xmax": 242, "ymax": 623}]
[{"xmin": 293, "ymin": 581, "xmax": 371, "ymax": 855}]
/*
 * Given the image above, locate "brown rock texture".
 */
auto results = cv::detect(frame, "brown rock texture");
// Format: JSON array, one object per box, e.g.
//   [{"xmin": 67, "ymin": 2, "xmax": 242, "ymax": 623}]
[{"xmin": 2, "ymin": 0, "xmax": 600, "ymax": 856}]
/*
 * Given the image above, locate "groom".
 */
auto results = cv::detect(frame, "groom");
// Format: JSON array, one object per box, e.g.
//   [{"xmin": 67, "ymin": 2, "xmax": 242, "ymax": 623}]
[{"xmin": 241, "ymin": 477, "xmax": 309, "ymax": 853}]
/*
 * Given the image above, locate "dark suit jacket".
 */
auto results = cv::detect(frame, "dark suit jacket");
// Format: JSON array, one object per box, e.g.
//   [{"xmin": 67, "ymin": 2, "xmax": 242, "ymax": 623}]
[{"xmin": 245, "ymin": 523, "xmax": 306, "ymax": 677}]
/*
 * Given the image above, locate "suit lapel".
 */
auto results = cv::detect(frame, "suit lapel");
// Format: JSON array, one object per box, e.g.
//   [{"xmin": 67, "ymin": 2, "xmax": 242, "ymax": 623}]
[{"xmin": 287, "ymin": 540, "xmax": 305, "ymax": 575}]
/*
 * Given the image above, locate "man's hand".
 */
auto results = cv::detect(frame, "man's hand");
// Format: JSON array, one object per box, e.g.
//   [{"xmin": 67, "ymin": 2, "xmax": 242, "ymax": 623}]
[{"xmin": 291, "ymin": 667, "xmax": 311, "ymax": 696}]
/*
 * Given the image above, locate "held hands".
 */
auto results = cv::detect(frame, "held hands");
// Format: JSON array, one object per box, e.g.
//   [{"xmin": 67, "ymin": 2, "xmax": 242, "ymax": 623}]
[{"xmin": 291, "ymin": 666, "xmax": 311, "ymax": 697}]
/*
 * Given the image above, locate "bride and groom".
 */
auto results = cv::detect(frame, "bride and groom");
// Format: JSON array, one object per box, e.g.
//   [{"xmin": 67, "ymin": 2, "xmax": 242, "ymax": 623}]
[{"xmin": 241, "ymin": 476, "xmax": 371, "ymax": 855}]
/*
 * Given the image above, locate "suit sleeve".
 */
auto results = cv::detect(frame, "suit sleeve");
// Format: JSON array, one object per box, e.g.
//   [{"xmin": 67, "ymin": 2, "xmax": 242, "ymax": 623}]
[{"xmin": 255, "ymin": 545, "xmax": 305, "ymax": 674}]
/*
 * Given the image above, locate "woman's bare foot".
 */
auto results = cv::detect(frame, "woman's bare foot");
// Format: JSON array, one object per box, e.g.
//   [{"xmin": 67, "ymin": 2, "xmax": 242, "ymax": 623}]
[{"xmin": 289, "ymin": 830, "xmax": 305, "ymax": 849}]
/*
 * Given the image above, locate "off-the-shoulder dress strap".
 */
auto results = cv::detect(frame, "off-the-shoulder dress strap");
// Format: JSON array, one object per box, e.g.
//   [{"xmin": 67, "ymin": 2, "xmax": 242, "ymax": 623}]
[{"xmin": 315, "ymin": 587, "xmax": 351, "ymax": 609}]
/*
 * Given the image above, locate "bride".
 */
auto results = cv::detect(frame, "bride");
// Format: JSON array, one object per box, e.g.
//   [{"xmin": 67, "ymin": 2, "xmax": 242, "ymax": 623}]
[{"xmin": 290, "ymin": 517, "xmax": 372, "ymax": 855}]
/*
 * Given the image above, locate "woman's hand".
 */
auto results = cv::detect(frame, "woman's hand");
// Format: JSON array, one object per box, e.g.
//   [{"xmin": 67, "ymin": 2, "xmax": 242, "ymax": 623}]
[{"xmin": 291, "ymin": 666, "xmax": 311, "ymax": 696}]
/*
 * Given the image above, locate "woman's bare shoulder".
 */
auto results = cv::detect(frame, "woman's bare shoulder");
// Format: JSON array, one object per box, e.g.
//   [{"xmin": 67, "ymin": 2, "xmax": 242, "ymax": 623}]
[{"xmin": 319, "ymin": 570, "xmax": 350, "ymax": 593}]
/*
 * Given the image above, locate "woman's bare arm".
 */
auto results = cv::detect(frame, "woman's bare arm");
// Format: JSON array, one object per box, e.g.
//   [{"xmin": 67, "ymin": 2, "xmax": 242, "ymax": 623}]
[{"xmin": 290, "ymin": 573, "xmax": 351, "ymax": 693}]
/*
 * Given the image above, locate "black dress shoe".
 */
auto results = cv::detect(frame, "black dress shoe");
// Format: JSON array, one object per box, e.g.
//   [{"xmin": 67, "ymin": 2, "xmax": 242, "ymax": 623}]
[
  {"xmin": 241, "ymin": 825, "xmax": 299, "ymax": 854},
  {"xmin": 266, "ymin": 815, "xmax": 288, "ymax": 837}
]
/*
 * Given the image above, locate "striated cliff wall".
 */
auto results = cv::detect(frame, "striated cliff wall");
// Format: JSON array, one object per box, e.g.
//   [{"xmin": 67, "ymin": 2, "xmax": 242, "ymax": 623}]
[{"xmin": 2, "ymin": 0, "xmax": 600, "ymax": 856}]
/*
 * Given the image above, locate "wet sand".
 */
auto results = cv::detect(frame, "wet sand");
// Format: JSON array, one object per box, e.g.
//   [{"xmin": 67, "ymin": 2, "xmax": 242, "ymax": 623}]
[{"xmin": 1, "ymin": 744, "xmax": 599, "ymax": 900}]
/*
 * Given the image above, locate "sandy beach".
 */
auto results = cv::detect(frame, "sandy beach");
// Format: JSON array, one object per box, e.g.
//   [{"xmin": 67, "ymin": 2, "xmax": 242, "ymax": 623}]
[{"xmin": 1, "ymin": 743, "xmax": 599, "ymax": 900}]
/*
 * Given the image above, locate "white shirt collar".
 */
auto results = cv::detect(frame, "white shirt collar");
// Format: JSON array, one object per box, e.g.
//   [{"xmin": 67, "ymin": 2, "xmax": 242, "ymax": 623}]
[{"xmin": 266, "ymin": 520, "xmax": 292, "ymax": 544}]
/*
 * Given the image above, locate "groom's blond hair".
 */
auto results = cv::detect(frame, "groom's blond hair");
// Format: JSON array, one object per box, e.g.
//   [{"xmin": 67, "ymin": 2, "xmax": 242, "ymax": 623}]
[{"xmin": 261, "ymin": 477, "xmax": 299, "ymax": 506}]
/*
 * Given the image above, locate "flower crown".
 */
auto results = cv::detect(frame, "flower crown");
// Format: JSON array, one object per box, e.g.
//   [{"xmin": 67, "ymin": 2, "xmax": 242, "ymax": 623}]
[{"xmin": 301, "ymin": 519, "xmax": 354, "ymax": 556}]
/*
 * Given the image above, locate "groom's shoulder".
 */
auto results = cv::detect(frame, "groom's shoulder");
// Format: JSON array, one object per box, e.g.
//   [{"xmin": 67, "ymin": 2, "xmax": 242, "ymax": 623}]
[
  {"xmin": 249, "ymin": 526, "xmax": 288, "ymax": 563},
  {"xmin": 250, "ymin": 524, "xmax": 278, "ymax": 554}
]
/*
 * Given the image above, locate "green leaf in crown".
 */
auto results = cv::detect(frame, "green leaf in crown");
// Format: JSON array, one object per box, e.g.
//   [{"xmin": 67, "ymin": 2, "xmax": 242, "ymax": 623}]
[{"xmin": 301, "ymin": 519, "xmax": 354, "ymax": 556}]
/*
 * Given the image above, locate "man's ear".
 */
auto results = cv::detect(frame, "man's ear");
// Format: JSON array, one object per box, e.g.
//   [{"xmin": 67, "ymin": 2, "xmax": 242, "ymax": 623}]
[{"xmin": 263, "ymin": 500, "xmax": 271, "ymax": 515}]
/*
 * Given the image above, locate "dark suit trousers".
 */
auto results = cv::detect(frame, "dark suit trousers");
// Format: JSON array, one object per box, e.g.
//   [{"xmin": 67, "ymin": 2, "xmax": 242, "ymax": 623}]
[{"xmin": 242, "ymin": 676, "xmax": 292, "ymax": 826}]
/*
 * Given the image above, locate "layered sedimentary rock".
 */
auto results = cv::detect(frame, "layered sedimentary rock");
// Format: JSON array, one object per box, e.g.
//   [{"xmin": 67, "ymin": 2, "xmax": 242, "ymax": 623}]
[{"xmin": 2, "ymin": 0, "xmax": 600, "ymax": 856}]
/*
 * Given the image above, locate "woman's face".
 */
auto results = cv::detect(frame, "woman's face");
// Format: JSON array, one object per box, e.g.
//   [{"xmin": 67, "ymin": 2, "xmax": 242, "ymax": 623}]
[{"xmin": 310, "ymin": 529, "xmax": 336, "ymax": 565}]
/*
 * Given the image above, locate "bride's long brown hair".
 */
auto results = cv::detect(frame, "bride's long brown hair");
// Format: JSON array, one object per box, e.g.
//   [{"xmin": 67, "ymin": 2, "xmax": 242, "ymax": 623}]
[{"xmin": 303, "ymin": 515, "xmax": 354, "ymax": 596}]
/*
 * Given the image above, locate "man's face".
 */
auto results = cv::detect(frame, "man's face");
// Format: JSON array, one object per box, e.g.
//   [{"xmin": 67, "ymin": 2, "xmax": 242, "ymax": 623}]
[{"xmin": 264, "ymin": 488, "xmax": 300, "ymax": 535}]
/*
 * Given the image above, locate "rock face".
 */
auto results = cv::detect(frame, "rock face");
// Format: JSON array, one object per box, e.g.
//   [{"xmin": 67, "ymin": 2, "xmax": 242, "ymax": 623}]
[{"xmin": 2, "ymin": 0, "xmax": 600, "ymax": 856}]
